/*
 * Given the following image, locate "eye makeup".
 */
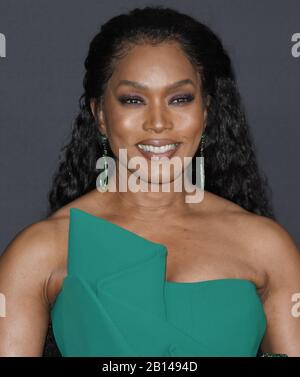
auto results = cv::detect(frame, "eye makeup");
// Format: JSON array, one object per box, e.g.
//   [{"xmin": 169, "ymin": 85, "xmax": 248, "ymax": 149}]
[{"xmin": 117, "ymin": 93, "xmax": 195, "ymax": 106}]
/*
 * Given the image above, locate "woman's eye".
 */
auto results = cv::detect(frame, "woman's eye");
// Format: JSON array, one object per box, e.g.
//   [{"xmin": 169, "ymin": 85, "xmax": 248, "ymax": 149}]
[
  {"xmin": 118, "ymin": 94, "xmax": 195, "ymax": 106},
  {"xmin": 118, "ymin": 96, "xmax": 144, "ymax": 105},
  {"xmin": 170, "ymin": 94, "xmax": 195, "ymax": 105}
]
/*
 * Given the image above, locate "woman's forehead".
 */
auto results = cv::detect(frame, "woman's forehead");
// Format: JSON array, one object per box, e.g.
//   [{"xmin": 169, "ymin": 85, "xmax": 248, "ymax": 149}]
[{"xmin": 109, "ymin": 43, "xmax": 199, "ymax": 91}]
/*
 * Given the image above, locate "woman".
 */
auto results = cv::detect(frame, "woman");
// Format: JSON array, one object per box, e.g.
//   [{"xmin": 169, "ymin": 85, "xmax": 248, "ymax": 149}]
[{"xmin": 0, "ymin": 6, "xmax": 299, "ymax": 357}]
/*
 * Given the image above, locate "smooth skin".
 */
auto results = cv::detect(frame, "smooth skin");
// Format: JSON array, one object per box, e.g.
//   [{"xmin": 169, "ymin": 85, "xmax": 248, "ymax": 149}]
[{"xmin": 0, "ymin": 42, "xmax": 300, "ymax": 356}]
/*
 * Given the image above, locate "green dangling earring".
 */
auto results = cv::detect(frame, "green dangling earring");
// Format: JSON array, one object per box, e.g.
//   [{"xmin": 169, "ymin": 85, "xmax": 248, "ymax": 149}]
[
  {"xmin": 98, "ymin": 135, "xmax": 109, "ymax": 192},
  {"xmin": 199, "ymin": 133, "xmax": 205, "ymax": 191}
]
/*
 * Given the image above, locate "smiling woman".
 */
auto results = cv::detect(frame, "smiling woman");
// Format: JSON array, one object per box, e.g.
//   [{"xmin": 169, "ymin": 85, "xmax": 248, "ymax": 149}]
[{"xmin": 0, "ymin": 5, "xmax": 299, "ymax": 357}]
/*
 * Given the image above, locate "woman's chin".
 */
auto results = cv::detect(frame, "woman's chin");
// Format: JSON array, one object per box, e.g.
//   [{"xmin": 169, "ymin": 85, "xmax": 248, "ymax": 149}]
[{"xmin": 127, "ymin": 171, "xmax": 181, "ymax": 190}]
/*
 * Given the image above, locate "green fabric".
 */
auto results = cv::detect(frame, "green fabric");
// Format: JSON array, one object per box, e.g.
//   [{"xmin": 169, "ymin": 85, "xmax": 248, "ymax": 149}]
[{"xmin": 50, "ymin": 207, "xmax": 267, "ymax": 356}]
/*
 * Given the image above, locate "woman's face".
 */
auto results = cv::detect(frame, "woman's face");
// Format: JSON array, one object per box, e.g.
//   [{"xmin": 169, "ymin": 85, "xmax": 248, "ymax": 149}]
[{"xmin": 91, "ymin": 41, "xmax": 208, "ymax": 186}]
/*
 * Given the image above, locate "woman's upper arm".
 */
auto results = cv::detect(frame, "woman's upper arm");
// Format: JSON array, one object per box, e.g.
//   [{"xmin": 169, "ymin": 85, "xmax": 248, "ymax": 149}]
[
  {"xmin": 0, "ymin": 220, "xmax": 57, "ymax": 356},
  {"xmin": 258, "ymin": 218, "xmax": 300, "ymax": 356}
]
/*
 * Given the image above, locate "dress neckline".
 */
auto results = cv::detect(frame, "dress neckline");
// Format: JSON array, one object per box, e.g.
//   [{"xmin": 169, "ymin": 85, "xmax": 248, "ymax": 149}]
[{"xmin": 69, "ymin": 207, "xmax": 257, "ymax": 289}]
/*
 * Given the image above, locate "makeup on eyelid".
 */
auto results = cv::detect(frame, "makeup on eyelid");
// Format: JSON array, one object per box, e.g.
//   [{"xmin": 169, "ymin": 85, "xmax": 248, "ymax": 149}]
[{"xmin": 117, "ymin": 93, "xmax": 195, "ymax": 105}]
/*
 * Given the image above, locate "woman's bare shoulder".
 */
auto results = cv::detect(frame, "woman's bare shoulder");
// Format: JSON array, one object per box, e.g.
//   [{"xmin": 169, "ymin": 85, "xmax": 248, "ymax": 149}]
[
  {"xmin": 0, "ymin": 208, "xmax": 78, "ymax": 356},
  {"xmin": 240, "ymin": 212, "xmax": 300, "ymax": 284},
  {"xmin": 203, "ymin": 192, "xmax": 300, "ymax": 286},
  {"xmin": 0, "ymin": 195, "xmax": 94, "ymax": 311},
  {"xmin": 222, "ymin": 199, "xmax": 299, "ymax": 263},
  {"xmin": 214, "ymin": 191, "xmax": 299, "ymax": 258},
  {"xmin": 0, "ymin": 218, "xmax": 66, "ymax": 339},
  {"xmin": 220, "ymin": 197, "xmax": 300, "ymax": 288},
  {"xmin": 0, "ymin": 213, "xmax": 69, "ymax": 288}
]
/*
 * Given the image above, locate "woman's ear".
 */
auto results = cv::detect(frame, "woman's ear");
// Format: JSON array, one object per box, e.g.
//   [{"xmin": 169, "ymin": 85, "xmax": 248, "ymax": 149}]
[
  {"xmin": 90, "ymin": 98, "xmax": 107, "ymax": 135},
  {"xmin": 90, "ymin": 99, "xmax": 97, "ymax": 119}
]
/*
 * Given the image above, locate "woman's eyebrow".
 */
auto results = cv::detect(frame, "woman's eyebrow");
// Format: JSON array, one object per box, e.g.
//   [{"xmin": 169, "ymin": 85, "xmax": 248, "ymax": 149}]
[{"xmin": 116, "ymin": 78, "xmax": 196, "ymax": 90}]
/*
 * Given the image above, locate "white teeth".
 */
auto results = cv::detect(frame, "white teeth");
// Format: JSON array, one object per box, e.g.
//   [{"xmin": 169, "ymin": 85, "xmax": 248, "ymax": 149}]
[{"xmin": 137, "ymin": 143, "xmax": 178, "ymax": 153}]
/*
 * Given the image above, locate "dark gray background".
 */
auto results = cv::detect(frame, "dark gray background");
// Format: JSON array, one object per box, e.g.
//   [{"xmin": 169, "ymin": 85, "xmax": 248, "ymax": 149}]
[{"xmin": 0, "ymin": 0, "xmax": 299, "ymax": 253}]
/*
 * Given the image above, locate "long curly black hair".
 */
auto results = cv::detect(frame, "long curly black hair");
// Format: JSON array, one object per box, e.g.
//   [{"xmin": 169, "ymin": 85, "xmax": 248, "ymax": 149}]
[{"xmin": 44, "ymin": 5, "xmax": 275, "ymax": 356}]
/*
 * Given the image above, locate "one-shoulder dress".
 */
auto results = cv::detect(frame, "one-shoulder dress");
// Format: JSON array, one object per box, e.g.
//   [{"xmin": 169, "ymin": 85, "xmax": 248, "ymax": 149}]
[{"xmin": 50, "ymin": 207, "xmax": 267, "ymax": 356}]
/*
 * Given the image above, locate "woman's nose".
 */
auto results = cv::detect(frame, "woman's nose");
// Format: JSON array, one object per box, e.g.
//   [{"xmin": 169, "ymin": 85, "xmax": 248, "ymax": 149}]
[{"xmin": 143, "ymin": 102, "xmax": 173, "ymax": 132}]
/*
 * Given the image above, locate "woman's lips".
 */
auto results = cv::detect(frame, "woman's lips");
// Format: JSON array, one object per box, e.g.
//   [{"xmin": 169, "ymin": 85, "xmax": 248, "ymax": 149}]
[{"xmin": 135, "ymin": 143, "xmax": 182, "ymax": 160}]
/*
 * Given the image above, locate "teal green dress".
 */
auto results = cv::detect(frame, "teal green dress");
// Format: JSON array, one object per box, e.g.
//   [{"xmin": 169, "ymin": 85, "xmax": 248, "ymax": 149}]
[{"xmin": 50, "ymin": 207, "xmax": 267, "ymax": 356}]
